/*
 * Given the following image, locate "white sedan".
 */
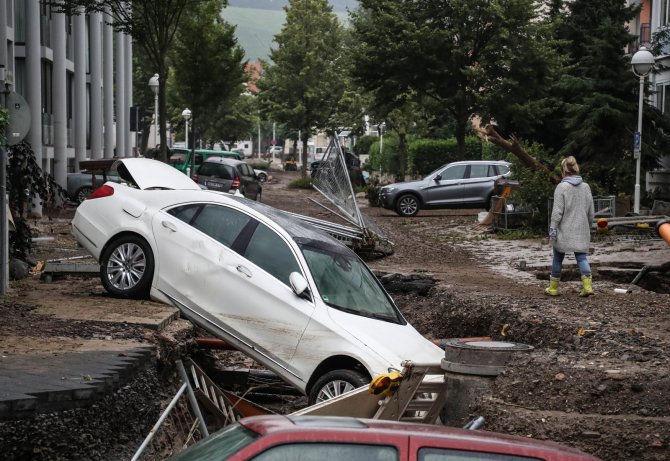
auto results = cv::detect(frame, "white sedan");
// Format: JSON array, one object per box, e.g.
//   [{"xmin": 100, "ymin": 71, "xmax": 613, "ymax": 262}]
[{"xmin": 71, "ymin": 158, "xmax": 443, "ymax": 404}]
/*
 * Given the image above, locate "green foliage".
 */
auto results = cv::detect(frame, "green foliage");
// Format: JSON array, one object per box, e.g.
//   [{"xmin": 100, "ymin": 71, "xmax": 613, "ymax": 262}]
[
  {"xmin": 364, "ymin": 175, "xmax": 386, "ymax": 207},
  {"xmin": 287, "ymin": 177, "xmax": 314, "ymax": 189},
  {"xmin": 169, "ymin": 0, "xmax": 248, "ymax": 144},
  {"xmin": 407, "ymin": 137, "xmax": 484, "ymax": 176},
  {"xmin": 368, "ymin": 132, "xmax": 399, "ymax": 175},
  {"xmin": 353, "ymin": 135, "xmax": 377, "ymax": 158},
  {"xmin": 258, "ymin": 0, "xmax": 346, "ymax": 176},
  {"xmin": 7, "ymin": 142, "xmax": 68, "ymax": 259},
  {"xmin": 506, "ymin": 143, "xmax": 559, "ymax": 231},
  {"xmin": 351, "ymin": 0, "xmax": 559, "ymax": 157}
]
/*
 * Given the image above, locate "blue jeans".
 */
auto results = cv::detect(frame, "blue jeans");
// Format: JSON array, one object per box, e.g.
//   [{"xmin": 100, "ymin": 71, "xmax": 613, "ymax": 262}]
[{"xmin": 551, "ymin": 248, "xmax": 591, "ymax": 279}]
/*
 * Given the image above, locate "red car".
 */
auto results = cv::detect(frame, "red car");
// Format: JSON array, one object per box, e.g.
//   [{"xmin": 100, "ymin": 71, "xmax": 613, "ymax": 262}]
[{"xmin": 169, "ymin": 415, "xmax": 601, "ymax": 461}]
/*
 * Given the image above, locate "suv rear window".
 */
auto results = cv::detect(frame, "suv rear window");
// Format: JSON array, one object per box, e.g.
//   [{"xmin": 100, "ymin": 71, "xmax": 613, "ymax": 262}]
[{"xmin": 198, "ymin": 162, "xmax": 234, "ymax": 179}]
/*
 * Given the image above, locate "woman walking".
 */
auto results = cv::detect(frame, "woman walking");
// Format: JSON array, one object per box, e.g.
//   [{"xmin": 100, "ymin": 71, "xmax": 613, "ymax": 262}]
[{"xmin": 546, "ymin": 156, "xmax": 595, "ymax": 297}]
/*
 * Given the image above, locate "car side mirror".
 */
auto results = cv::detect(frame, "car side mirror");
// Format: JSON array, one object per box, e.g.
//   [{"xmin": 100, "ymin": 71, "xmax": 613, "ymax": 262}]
[
  {"xmin": 289, "ymin": 272, "xmax": 311, "ymax": 300},
  {"xmin": 434, "ymin": 174, "xmax": 441, "ymax": 181}
]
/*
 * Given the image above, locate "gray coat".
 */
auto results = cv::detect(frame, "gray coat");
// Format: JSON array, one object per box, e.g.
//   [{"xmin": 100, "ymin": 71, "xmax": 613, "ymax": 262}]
[{"xmin": 550, "ymin": 177, "xmax": 594, "ymax": 254}]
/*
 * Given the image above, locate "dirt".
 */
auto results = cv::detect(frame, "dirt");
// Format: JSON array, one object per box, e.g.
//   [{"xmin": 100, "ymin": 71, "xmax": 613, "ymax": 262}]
[{"xmin": 1, "ymin": 168, "xmax": 669, "ymax": 460}]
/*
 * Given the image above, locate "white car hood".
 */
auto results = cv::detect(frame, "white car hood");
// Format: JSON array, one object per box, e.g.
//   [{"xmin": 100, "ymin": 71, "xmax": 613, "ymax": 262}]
[
  {"xmin": 328, "ymin": 308, "xmax": 444, "ymax": 372},
  {"xmin": 113, "ymin": 157, "xmax": 201, "ymax": 190}
]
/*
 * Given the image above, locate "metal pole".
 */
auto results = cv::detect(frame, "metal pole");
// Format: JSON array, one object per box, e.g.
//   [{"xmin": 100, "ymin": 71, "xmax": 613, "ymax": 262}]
[
  {"xmin": 130, "ymin": 382, "xmax": 188, "ymax": 461},
  {"xmin": 257, "ymin": 111, "xmax": 261, "ymax": 158},
  {"xmin": 191, "ymin": 118, "xmax": 195, "ymax": 177},
  {"xmin": 154, "ymin": 93, "xmax": 158, "ymax": 148},
  {"xmin": 0, "ymin": 74, "xmax": 7, "ymax": 294},
  {"xmin": 634, "ymin": 75, "xmax": 644, "ymax": 215},
  {"xmin": 176, "ymin": 360, "xmax": 209, "ymax": 438}
]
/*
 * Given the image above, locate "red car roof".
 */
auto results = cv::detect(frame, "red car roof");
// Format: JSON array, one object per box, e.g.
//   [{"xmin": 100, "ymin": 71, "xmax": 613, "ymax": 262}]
[{"xmin": 238, "ymin": 415, "xmax": 600, "ymax": 460}]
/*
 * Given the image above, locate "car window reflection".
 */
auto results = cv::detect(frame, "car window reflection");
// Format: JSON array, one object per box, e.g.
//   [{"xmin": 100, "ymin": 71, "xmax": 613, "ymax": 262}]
[
  {"xmin": 244, "ymin": 223, "xmax": 301, "ymax": 287},
  {"xmin": 301, "ymin": 245, "xmax": 402, "ymax": 324}
]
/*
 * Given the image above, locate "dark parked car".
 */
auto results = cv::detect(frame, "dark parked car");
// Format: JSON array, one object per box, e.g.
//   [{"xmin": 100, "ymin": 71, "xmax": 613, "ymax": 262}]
[
  {"xmin": 379, "ymin": 160, "xmax": 511, "ymax": 217},
  {"xmin": 67, "ymin": 171, "xmax": 123, "ymax": 204},
  {"xmin": 169, "ymin": 415, "xmax": 601, "ymax": 461},
  {"xmin": 194, "ymin": 157, "xmax": 262, "ymax": 201}
]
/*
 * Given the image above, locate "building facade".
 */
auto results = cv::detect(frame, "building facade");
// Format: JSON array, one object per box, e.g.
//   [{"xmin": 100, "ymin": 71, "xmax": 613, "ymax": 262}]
[
  {"xmin": 631, "ymin": 0, "xmax": 670, "ymax": 195},
  {"xmin": 1, "ymin": 1, "xmax": 134, "ymax": 190}
]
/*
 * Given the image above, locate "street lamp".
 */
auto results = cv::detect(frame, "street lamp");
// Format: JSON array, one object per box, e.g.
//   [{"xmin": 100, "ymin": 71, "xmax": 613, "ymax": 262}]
[
  {"xmin": 631, "ymin": 46, "xmax": 655, "ymax": 214},
  {"xmin": 182, "ymin": 108, "xmax": 192, "ymax": 177},
  {"xmin": 378, "ymin": 122, "xmax": 386, "ymax": 156},
  {"xmin": 148, "ymin": 73, "xmax": 159, "ymax": 148}
]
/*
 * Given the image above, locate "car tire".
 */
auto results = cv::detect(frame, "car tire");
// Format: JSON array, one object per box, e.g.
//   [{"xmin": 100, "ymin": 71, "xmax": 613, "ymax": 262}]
[
  {"xmin": 395, "ymin": 194, "xmax": 420, "ymax": 217},
  {"xmin": 254, "ymin": 190, "xmax": 262, "ymax": 202},
  {"xmin": 74, "ymin": 186, "xmax": 93, "ymax": 204},
  {"xmin": 308, "ymin": 369, "xmax": 369, "ymax": 405},
  {"xmin": 100, "ymin": 235, "xmax": 154, "ymax": 299},
  {"xmin": 258, "ymin": 172, "xmax": 267, "ymax": 183}
]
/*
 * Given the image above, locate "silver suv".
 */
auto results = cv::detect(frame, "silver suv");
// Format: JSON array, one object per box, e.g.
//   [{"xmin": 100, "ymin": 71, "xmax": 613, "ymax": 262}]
[{"xmin": 379, "ymin": 160, "xmax": 511, "ymax": 217}]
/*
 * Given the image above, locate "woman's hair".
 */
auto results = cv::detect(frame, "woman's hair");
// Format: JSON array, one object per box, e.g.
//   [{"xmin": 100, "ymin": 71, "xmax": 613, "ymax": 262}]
[{"xmin": 561, "ymin": 156, "xmax": 580, "ymax": 176}]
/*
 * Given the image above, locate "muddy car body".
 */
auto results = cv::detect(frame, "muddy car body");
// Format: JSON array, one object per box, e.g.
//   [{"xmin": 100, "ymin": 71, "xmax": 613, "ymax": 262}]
[{"xmin": 71, "ymin": 158, "xmax": 443, "ymax": 404}]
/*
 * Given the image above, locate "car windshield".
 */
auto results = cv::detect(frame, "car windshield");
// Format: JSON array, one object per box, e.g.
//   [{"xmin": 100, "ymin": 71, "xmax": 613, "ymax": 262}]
[
  {"xmin": 168, "ymin": 423, "xmax": 258, "ymax": 461},
  {"xmin": 300, "ymin": 243, "xmax": 403, "ymax": 324}
]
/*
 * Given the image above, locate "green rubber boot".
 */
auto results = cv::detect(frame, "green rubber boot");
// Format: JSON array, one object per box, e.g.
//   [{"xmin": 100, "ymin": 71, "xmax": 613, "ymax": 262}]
[
  {"xmin": 544, "ymin": 277, "xmax": 560, "ymax": 296},
  {"xmin": 579, "ymin": 276, "xmax": 594, "ymax": 297}
]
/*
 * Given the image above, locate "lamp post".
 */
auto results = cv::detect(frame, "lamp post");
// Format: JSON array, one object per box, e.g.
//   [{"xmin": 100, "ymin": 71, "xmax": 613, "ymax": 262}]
[
  {"xmin": 148, "ymin": 73, "xmax": 159, "ymax": 148},
  {"xmin": 379, "ymin": 122, "xmax": 386, "ymax": 156},
  {"xmin": 631, "ymin": 46, "xmax": 655, "ymax": 214},
  {"xmin": 182, "ymin": 108, "xmax": 192, "ymax": 177}
]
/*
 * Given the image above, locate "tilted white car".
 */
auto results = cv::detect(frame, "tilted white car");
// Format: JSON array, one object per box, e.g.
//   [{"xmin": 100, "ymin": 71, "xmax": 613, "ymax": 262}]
[{"xmin": 71, "ymin": 158, "xmax": 443, "ymax": 404}]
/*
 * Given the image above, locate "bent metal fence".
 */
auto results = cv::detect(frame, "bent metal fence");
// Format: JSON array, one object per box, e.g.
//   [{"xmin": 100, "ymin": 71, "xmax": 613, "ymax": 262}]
[
  {"xmin": 310, "ymin": 136, "xmax": 393, "ymax": 256},
  {"xmin": 131, "ymin": 360, "xmax": 209, "ymax": 461}
]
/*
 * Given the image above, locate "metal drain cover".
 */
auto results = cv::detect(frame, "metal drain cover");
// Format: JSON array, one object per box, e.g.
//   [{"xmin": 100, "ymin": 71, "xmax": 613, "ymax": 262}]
[{"xmin": 441, "ymin": 338, "xmax": 533, "ymax": 376}]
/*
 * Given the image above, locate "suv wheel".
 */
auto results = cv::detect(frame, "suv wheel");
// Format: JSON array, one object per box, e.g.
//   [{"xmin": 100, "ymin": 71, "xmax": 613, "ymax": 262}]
[
  {"xmin": 308, "ymin": 369, "xmax": 368, "ymax": 405},
  {"xmin": 395, "ymin": 194, "xmax": 420, "ymax": 217}
]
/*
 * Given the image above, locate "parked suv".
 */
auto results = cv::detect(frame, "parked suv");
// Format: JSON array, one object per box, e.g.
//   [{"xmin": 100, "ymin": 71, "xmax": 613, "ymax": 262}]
[
  {"xmin": 194, "ymin": 157, "xmax": 262, "ymax": 201},
  {"xmin": 379, "ymin": 160, "xmax": 511, "ymax": 217}
]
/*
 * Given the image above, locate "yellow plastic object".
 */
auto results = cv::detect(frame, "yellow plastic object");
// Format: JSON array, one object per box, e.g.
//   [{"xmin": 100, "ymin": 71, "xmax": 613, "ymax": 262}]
[
  {"xmin": 635, "ymin": 223, "xmax": 649, "ymax": 229},
  {"xmin": 596, "ymin": 218, "xmax": 609, "ymax": 233},
  {"xmin": 369, "ymin": 371, "xmax": 404, "ymax": 397}
]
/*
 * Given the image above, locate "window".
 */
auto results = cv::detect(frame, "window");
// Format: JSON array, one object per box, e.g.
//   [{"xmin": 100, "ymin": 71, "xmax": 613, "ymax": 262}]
[
  {"xmin": 244, "ymin": 223, "xmax": 300, "ymax": 286},
  {"xmin": 253, "ymin": 442, "xmax": 398, "ymax": 461},
  {"xmin": 469, "ymin": 164, "xmax": 494, "ymax": 179},
  {"xmin": 441, "ymin": 165, "xmax": 467, "ymax": 180},
  {"xmin": 198, "ymin": 162, "xmax": 233, "ymax": 179},
  {"xmin": 168, "ymin": 204, "xmax": 251, "ymax": 248},
  {"xmin": 169, "ymin": 423, "xmax": 258, "ymax": 461},
  {"xmin": 419, "ymin": 447, "xmax": 540, "ymax": 461},
  {"xmin": 301, "ymin": 243, "xmax": 403, "ymax": 323}
]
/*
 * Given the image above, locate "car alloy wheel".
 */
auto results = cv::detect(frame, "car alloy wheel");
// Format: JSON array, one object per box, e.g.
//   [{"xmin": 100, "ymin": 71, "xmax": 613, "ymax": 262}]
[
  {"xmin": 308, "ymin": 369, "xmax": 369, "ymax": 405},
  {"xmin": 396, "ymin": 194, "xmax": 420, "ymax": 217},
  {"xmin": 75, "ymin": 186, "xmax": 92, "ymax": 204},
  {"xmin": 100, "ymin": 235, "xmax": 154, "ymax": 299}
]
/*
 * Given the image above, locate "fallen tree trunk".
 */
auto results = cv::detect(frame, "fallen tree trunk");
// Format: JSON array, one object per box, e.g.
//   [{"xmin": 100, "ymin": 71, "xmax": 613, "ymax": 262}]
[{"xmin": 476, "ymin": 125, "xmax": 560, "ymax": 185}]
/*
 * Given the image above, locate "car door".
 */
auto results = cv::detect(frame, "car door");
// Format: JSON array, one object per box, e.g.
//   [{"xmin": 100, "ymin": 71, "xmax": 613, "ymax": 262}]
[
  {"xmin": 460, "ymin": 163, "xmax": 499, "ymax": 206},
  {"xmin": 423, "ymin": 164, "xmax": 468, "ymax": 206},
  {"xmin": 238, "ymin": 163, "xmax": 260, "ymax": 199},
  {"xmin": 151, "ymin": 203, "xmax": 314, "ymax": 378}
]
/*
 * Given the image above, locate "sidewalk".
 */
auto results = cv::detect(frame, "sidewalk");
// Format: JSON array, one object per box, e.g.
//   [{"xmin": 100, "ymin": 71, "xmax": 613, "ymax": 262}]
[{"xmin": 0, "ymin": 268, "xmax": 181, "ymax": 421}]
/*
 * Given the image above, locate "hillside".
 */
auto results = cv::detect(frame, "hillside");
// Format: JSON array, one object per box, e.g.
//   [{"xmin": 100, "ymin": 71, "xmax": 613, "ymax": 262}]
[{"xmin": 224, "ymin": 2, "xmax": 353, "ymax": 62}]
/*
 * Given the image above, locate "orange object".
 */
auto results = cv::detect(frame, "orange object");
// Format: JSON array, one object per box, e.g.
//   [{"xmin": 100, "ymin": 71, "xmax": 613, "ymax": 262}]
[{"xmin": 658, "ymin": 220, "xmax": 670, "ymax": 246}]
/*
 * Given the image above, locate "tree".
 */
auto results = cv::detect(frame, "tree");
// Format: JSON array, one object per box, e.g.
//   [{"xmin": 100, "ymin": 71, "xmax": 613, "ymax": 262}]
[
  {"xmin": 169, "ymin": 0, "xmax": 249, "ymax": 145},
  {"xmin": 258, "ymin": 0, "xmax": 346, "ymax": 177},
  {"xmin": 351, "ymin": 0, "xmax": 561, "ymax": 158},
  {"xmin": 49, "ymin": 0, "xmax": 206, "ymax": 163},
  {"xmin": 555, "ymin": 0, "xmax": 670, "ymax": 193}
]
